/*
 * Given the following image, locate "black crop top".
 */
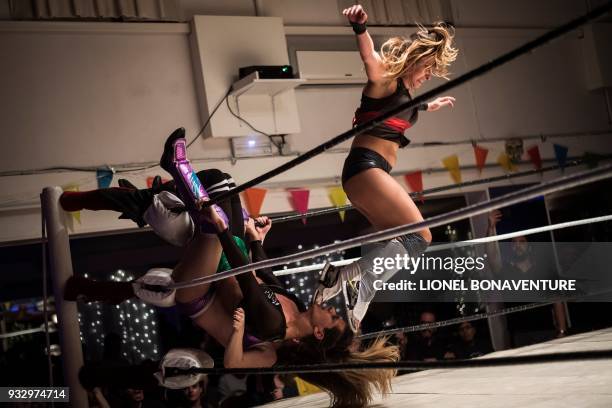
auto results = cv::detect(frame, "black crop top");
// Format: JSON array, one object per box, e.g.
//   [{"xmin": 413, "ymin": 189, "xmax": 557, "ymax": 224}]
[
  {"xmin": 353, "ymin": 78, "xmax": 427, "ymax": 148},
  {"xmin": 217, "ymin": 230, "xmax": 306, "ymax": 342}
]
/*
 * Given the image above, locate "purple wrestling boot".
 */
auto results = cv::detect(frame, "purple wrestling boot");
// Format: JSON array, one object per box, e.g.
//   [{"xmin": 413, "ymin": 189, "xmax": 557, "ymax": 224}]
[{"xmin": 160, "ymin": 128, "xmax": 229, "ymax": 233}]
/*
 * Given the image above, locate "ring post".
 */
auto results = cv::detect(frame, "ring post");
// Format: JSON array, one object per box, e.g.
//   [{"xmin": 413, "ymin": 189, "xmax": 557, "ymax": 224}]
[{"xmin": 41, "ymin": 187, "xmax": 89, "ymax": 407}]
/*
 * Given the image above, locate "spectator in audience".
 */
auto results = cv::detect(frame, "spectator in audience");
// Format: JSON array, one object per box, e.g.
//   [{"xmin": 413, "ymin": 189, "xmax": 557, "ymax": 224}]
[
  {"xmin": 217, "ymin": 374, "xmax": 248, "ymax": 404},
  {"xmin": 121, "ymin": 388, "xmax": 166, "ymax": 408},
  {"xmin": 393, "ymin": 332, "xmax": 409, "ymax": 360},
  {"xmin": 89, "ymin": 387, "xmax": 111, "ymax": 408},
  {"xmin": 181, "ymin": 379, "xmax": 208, "ymax": 408},
  {"xmin": 270, "ymin": 374, "xmax": 299, "ymax": 401},
  {"xmin": 246, "ymin": 373, "xmax": 299, "ymax": 405},
  {"xmin": 450, "ymin": 322, "xmax": 492, "ymax": 359},
  {"xmin": 405, "ymin": 311, "xmax": 447, "ymax": 361},
  {"xmin": 487, "ymin": 210, "xmax": 569, "ymax": 338}
]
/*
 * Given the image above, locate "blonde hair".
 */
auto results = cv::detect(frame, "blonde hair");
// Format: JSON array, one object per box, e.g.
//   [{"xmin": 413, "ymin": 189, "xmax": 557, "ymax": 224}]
[
  {"xmin": 278, "ymin": 331, "xmax": 400, "ymax": 407},
  {"xmin": 380, "ymin": 22, "xmax": 458, "ymax": 81}
]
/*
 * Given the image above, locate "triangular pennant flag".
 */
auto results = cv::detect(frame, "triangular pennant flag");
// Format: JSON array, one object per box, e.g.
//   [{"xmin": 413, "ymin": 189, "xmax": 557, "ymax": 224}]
[
  {"xmin": 553, "ymin": 144, "xmax": 568, "ymax": 170},
  {"xmin": 442, "ymin": 155, "xmax": 461, "ymax": 184},
  {"xmin": 526, "ymin": 145, "xmax": 542, "ymax": 170},
  {"xmin": 289, "ymin": 189, "xmax": 310, "ymax": 225},
  {"xmin": 328, "ymin": 186, "xmax": 348, "ymax": 222},
  {"xmin": 61, "ymin": 184, "xmax": 81, "ymax": 230},
  {"xmin": 96, "ymin": 168, "xmax": 114, "ymax": 189},
  {"xmin": 242, "ymin": 188, "xmax": 267, "ymax": 217},
  {"xmin": 71, "ymin": 208, "xmax": 81, "ymax": 224},
  {"xmin": 583, "ymin": 152, "xmax": 604, "ymax": 169},
  {"xmin": 497, "ymin": 152, "xmax": 517, "ymax": 172},
  {"xmin": 404, "ymin": 170, "xmax": 424, "ymax": 202},
  {"xmin": 473, "ymin": 145, "xmax": 488, "ymax": 173}
]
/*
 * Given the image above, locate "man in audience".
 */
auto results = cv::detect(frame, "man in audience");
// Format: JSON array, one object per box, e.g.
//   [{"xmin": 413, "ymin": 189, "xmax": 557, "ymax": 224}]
[
  {"xmin": 450, "ymin": 321, "xmax": 492, "ymax": 359},
  {"xmin": 406, "ymin": 311, "xmax": 447, "ymax": 361}
]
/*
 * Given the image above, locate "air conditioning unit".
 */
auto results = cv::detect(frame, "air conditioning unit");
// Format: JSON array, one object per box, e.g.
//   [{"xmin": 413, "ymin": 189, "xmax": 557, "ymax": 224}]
[{"xmin": 296, "ymin": 51, "xmax": 367, "ymax": 85}]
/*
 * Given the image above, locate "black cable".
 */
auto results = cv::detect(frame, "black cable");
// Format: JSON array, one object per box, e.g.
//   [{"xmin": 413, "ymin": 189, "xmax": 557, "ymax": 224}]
[
  {"xmin": 224, "ymin": 94, "xmax": 282, "ymax": 150},
  {"xmin": 202, "ymin": 0, "xmax": 612, "ymax": 208},
  {"xmin": 187, "ymin": 87, "xmax": 232, "ymax": 149},
  {"xmin": 164, "ymin": 349, "xmax": 612, "ymax": 376}
]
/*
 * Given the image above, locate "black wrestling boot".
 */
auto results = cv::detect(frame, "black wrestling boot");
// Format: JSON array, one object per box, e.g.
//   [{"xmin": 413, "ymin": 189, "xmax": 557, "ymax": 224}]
[{"xmin": 118, "ymin": 178, "xmax": 138, "ymax": 190}]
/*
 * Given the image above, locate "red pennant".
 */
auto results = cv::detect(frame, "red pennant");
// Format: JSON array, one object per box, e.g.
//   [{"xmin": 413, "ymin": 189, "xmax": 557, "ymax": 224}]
[
  {"xmin": 243, "ymin": 188, "xmax": 267, "ymax": 217},
  {"xmin": 288, "ymin": 189, "xmax": 310, "ymax": 224},
  {"xmin": 404, "ymin": 171, "xmax": 424, "ymax": 202},
  {"xmin": 473, "ymin": 145, "xmax": 489, "ymax": 173},
  {"xmin": 526, "ymin": 145, "xmax": 542, "ymax": 170},
  {"xmin": 146, "ymin": 176, "xmax": 170, "ymax": 188}
]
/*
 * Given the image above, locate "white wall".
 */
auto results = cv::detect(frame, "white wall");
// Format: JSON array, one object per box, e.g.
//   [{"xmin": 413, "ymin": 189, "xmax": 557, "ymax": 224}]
[{"xmin": 0, "ymin": 1, "xmax": 611, "ymax": 243}]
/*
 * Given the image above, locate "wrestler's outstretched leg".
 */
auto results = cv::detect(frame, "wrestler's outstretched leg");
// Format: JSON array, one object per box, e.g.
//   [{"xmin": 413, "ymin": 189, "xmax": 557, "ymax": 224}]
[
  {"xmin": 58, "ymin": 130, "xmax": 232, "ymax": 231},
  {"xmin": 316, "ymin": 168, "xmax": 430, "ymax": 331},
  {"xmin": 159, "ymin": 128, "xmax": 228, "ymax": 233}
]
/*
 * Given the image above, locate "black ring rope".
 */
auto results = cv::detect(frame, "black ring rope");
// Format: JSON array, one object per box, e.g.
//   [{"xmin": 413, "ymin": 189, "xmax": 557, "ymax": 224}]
[
  {"xmin": 357, "ymin": 286, "xmax": 612, "ymax": 340},
  {"xmin": 164, "ymin": 349, "xmax": 612, "ymax": 376}
]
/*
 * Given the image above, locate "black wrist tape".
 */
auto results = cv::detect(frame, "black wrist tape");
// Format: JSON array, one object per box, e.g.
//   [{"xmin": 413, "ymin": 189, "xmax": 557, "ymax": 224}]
[{"xmin": 351, "ymin": 21, "xmax": 367, "ymax": 35}]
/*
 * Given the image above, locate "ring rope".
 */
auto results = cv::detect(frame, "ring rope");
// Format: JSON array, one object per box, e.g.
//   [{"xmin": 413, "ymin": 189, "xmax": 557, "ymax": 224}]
[
  {"xmin": 163, "ymin": 349, "xmax": 612, "ymax": 376},
  {"xmin": 272, "ymin": 213, "xmax": 612, "ymax": 276},
  {"xmin": 269, "ymin": 158, "xmax": 608, "ymax": 225},
  {"xmin": 168, "ymin": 164, "xmax": 612, "ymax": 290},
  {"xmin": 203, "ymin": 1, "xmax": 612, "ymax": 209},
  {"xmin": 0, "ymin": 326, "xmax": 57, "ymax": 340},
  {"xmin": 357, "ymin": 297, "xmax": 569, "ymax": 341}
]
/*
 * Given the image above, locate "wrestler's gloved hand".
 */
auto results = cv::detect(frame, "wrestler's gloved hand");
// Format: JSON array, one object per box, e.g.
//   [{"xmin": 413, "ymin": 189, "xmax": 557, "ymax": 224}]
[
  {"xmin": 143, "ymin": 191, "xmax": 195, "ymax": 246},
  {"xmin": 133, "ymin": 268, "xmax": 176, "ymax": 307}
]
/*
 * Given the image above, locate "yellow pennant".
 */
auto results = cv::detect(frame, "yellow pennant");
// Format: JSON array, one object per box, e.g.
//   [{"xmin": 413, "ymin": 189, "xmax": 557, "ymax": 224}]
[
  {"xmin": 61, "ymin": 184, "xmax": 81, "ymax": 229},
  {"xmin": 497, "ymin": 152, "xmax": 517, "ymax": 172},
  {"xmin": 328, "ymin": 186, "xmax": 348, "ymax": 222},
  {"xmin": 442, "ymin": 154, "xmax": 462, "ymax": 184}
]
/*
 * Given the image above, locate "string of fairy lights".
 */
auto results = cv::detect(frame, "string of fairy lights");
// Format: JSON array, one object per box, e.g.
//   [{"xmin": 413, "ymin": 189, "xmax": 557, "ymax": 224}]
[{"xmin": 78, "ymin": 270, "xmax": 160, "ymax": 363}]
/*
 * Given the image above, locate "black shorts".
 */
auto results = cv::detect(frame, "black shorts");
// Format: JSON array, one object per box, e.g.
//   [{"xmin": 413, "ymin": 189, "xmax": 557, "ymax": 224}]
[{"xmin": 341, "ymin": 147, "xmax": 392, "ymax": 185}]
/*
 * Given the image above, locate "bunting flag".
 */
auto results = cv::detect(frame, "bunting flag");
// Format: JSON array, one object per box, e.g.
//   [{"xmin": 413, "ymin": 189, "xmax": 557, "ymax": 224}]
[
  {"xmin": 583, "ymin": 152, "xmax": 604, "ymax": 169},
  {"xmin": 404, "ymin": 170, "xmax": 424, "ymax": 202},
  {"xmin": 497, "ymin": 152, "xmax": 517, "ymax": 172},
  {"xmin": 473, "ymin": 145, "xmax": 488, "ymax": 173},
  {"xmin": 442, "ymin": 154, "xmax": 461, "ymax": 184},
  {"xmin": 146, "ymin": 176, "xmax": 170, "ymax": 189},
  {"xmin": 526, "ymin": 145, "xmax": 542, "ymax": 170},
  {"xmin": 61, "ymin": 184, "xmax": 81, "ymax": 230},
  {"xmin": 289, "ymin": 189, "xmax": 310, "ymax": 224},
  {"xmin": 242, "ymin": 188, "xmax": 267, "ymax": 217},
  {"xmin": 96, "ymin": 168, "xmax": 114, "ymax": 189},
  {"xmin": 328, "ymin": 186, "xmax": 348, "ymax": 222},
  {"xmin": 553, "ymin": 144, "xmax": 568, "ymax": 170}
]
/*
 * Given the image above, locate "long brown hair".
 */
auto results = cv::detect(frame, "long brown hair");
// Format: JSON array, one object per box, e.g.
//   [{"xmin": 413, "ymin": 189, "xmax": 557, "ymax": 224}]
[
  {"xmin": 380, "ymin": 22, "xmax": 458, "ymax": 81},
  {"xmin": 277, "ymin": 328, "xmax": 399, "ymax": 407}
]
